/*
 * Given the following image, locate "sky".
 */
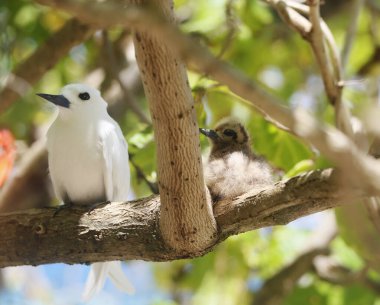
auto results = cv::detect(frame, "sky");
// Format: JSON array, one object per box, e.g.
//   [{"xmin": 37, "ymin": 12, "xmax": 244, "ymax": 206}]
[{"xmin": 1, "ymin": 261, "xmax": 171, "ymax": 305}]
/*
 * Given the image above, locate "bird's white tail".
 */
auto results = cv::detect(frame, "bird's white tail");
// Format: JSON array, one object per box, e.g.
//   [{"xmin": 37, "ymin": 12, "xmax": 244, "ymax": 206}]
[{"xmin": 82, "ymin": 261, "xmax": 135, "ymax": 301}]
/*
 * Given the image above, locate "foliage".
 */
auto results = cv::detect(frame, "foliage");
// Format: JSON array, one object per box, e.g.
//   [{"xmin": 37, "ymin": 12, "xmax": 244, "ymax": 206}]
[{"xmin": 1, "ymin": 0, "xmax": 380, "ymax": 304}]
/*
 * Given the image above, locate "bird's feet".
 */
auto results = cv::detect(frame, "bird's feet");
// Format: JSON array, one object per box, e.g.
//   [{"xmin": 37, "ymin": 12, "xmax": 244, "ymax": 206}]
[
  {"xmin": 87, "ymin": 200, "xmax": 111, "ymax": 215},
  {"xmin": 53, "ymin": 202, "xmax": 73, "ymax": 217}
]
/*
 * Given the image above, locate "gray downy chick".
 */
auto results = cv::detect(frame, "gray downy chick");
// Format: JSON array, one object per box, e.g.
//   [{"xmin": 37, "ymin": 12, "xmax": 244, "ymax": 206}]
[{"xmin": 200, "ymin": 118, "xmax": 273, "ymax": 203}]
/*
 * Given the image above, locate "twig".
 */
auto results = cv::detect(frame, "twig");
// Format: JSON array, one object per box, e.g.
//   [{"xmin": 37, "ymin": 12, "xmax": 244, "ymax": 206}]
[
  {"xmin": 341, "ymin": 0, "xmax": 365, "ymax": 74},
  {"xmin": 307, "ymin": 0, "xmax": 341, "ymax": 105},
  {"xmin": 253, "ymin": 212, "xmax": 336, "ymax": 305},
  {"xmin": 311, "ymin": 5, "xmax": 355, "ymax": 139},
  {"xmin": 314, "ymin": 257, "xmax": 380, "ymax": 295},
  {"xmin": 306, "ymin": 0, "xmax": 350, "ymax": 141},
  {"xmin": 253, "ymin": 250, "xmax": 327, "ymax": 305},
  {"xmin": 271, "ymin": 1, "xmax": 311, "ymax": 37},
  {"xmin": 268, "ymin": 0, "xmax": 354, "ymax": 139},
  {"xmin": 217, "ymin": 0, "xmax": 238, "ymax": 59},
  {"xmin": 277, "ymin": 1, "xmax": 342, "ymax": 87},
  {"xmin": 129, "ymin": 153, "xmax": 158, "ymax": 194},
  {"xmin": 320, "ymin": 20, "xmax": 341, "ymax": 85}
]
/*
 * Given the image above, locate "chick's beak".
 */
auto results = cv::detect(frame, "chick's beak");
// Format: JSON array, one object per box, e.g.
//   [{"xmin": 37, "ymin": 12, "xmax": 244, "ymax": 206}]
[
  {"xmin": 199, "ymin": 128, "xmax": 219, "ymax": 140},
  {"xmin": 36, "ymin": 93, "xmax": 70, "ymax": 108}
]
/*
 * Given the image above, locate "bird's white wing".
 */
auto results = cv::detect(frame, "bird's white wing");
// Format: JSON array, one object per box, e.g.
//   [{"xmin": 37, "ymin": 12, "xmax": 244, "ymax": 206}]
[
  {"xmin": 99, "ymin": 119, "xmax": 130, "ymax": 202},
  {"xmin": 82, "ymin": 119, "xmax": 133, "ymax": 301}
]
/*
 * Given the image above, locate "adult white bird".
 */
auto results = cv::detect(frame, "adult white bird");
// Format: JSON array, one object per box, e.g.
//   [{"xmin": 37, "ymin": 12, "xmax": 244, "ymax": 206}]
[{"xmin": 37, "ymin": 83, "xmax": 134, "ymax": 300}]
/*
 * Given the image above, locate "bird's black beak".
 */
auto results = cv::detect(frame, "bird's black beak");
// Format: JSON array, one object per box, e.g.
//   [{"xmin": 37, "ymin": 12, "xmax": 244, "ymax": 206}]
[
  {"xmin": 199, "ymin": 128, "xmax": 219, "ymax": 140},
  {"xmin": 36, "ymin": 93, "xmax": 70, "ymax": 108}
]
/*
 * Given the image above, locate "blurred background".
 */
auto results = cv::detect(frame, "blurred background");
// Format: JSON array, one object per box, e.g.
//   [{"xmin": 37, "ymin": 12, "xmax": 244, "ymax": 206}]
[{"xmin": 1, "ymin": 0, "xmax": 380, "ymax": 304}]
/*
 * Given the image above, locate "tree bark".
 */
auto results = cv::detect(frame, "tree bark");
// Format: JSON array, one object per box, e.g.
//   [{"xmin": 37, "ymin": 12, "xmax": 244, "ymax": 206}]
[
  {"xmin": 32, "ymin": 0, "xmax": 380, "ymax": 199},
  {"xmin": 0, "ymin": 169, "xmax": 359, "ymax": 267},
  {"xmin": 131, "ymin": 0, "xmax": 217, "ymax": 252}
]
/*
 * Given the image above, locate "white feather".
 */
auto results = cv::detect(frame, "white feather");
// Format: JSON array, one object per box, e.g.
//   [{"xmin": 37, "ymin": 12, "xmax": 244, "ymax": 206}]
[
  {"xmin": 82, "ymin": 262, "xmax": 134, "ymax": 301},
  {"xmin": 82, "ymin": 262, "xmax": 110, "ymax": 301},
  {"xmin": 107, "ymin": 261, "xmax": 135, "ymax": 293},
  {"xmin": 44, "ymin": 83, "xmax": 133, "ymax": 300},
  {"xmin": 204, "ymin": 152, "xmax": 272, "ymax": 199}
]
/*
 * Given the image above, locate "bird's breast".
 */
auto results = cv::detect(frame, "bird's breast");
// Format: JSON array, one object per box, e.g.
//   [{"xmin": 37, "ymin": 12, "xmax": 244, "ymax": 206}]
[{"xmin": 47, "ymin": 124, "xmax": 106, "ymax": 205}]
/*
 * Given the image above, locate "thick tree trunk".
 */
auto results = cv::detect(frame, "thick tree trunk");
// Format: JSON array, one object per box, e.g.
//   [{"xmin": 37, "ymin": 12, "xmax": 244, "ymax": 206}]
[{"xmin": 131, "ymin": 0, "xmax": 217, "ymax": 253}]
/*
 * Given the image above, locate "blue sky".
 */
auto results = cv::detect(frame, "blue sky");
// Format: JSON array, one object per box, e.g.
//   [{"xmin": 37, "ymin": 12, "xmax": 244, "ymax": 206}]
[{"xmin": 1, "ymin": 261, "xmax": 171, "ymax": 305}]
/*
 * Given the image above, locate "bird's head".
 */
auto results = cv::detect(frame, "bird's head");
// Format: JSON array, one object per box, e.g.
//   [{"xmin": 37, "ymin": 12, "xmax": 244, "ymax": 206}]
[
  {"xmin": 200, "ymin": 118, "xmax": 251, "ymax": 157},
  {"xmin": 37, "ymin": 83, "xmax": 107, "ymax": 119}
]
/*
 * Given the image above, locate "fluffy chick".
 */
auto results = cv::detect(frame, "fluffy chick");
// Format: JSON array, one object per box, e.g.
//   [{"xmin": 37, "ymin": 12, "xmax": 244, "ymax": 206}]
[{"xmin": 200, "ymin": 118, "xmax": 272, "ymax": 202}]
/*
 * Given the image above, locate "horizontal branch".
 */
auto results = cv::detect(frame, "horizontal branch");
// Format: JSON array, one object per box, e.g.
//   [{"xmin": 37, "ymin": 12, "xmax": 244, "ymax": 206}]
[{"xmin": 0, "ymin": 169, "xmax": 360, "ymax": 267}]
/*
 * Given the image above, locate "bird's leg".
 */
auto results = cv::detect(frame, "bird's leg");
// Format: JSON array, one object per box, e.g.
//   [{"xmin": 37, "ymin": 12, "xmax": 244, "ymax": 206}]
[
  {"xmin": 53, "ymin": 201, "xmax": 73, "ymax": 217},
  {"xmin": 87, "ymin": 200, "xmax": 111, "ymax": 214}
]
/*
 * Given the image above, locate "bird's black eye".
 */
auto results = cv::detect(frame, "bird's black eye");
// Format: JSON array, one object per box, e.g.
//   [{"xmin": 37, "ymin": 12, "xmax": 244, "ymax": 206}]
[
  {"xmin": 78, "ymin": 92, "xmax": 90, "ymax": 101},
  {"xmin": 223, "ymin": 129, "xmax": 237, "ymax": 137}
]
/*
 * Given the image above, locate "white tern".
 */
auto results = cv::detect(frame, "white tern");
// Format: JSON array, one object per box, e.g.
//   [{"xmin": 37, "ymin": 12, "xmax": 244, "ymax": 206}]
[{"xmin": 37, "ymin": 83, "xmax": 134, "ymax": 300}]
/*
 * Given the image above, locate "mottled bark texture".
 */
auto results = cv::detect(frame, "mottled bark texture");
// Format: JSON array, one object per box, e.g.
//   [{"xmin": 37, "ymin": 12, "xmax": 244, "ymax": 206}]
[
  {"xmin": 131, "ymin": 0, "xmax": 217, "ymax": 253},
  {"xmin": 0, "ymin": 169, "xmax": 357, "ymax": 267},
  {"xmin": 4, "ymin": 0, "xmax": 368, "ymax": 269}
]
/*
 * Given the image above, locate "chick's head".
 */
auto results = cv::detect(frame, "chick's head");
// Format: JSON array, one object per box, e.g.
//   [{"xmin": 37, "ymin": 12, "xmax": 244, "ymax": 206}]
[{"xmin": 200, "ymin": 118, "xmax": 251, "ymax": 158}]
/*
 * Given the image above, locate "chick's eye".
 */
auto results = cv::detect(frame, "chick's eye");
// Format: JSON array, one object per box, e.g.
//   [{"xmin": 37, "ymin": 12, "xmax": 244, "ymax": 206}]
[
  {"xmin": 78, "ymin": 92, "xmax": 90, "ymax": 101},
  {"xmin": 223, "ymin": 129, "xmax": 236, "ymax": 137}
]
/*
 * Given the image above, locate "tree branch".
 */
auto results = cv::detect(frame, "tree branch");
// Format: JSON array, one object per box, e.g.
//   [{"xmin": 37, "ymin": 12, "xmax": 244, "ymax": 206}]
[
  {"xmin": 129, "ymin": 154, "xmax": 159, "ymax": 194},
  {"xmin": 130, "ymin": 0, "xmax": 217, "ymax": 252},
  {"xmin": 252, "ymin": 212, "xmax": 336, "ymax": 305},
  {"xmin": 0, "ymin": 168, "xmax": 363, "ymax": 267},
  {"xmin": 306, "ymin": 0, "xmax": 355, "ymax": 139},
  {"xmin": 341, "ymin": 0, "xmax": 365, "ymax": 74},
  {"xmin": 314, "ymin": 257, "xmax": 380, "ymax": 295},
  {"xmin": 32, "ymin": 0, "xmax": 380, "ymax": 212},
  {"xmin": 307, "ymin": 0, "xmax": 341, "ymax": 105},
  {"xmin": 0, "ymin": 18, "xmax": 94, "ymax": 113}
]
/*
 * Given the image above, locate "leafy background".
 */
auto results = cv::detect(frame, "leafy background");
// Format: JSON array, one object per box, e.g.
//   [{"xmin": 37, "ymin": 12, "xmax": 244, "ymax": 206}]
[{"xmin": 1, "ymin": 0, "xmax": 380, "ymax": 304}]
